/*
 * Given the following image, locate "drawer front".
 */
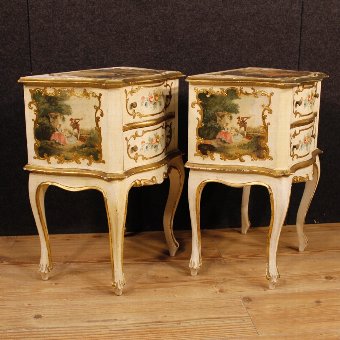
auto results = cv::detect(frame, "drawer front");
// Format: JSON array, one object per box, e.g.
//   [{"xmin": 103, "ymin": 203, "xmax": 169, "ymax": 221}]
[
  {"xmin": 290, "ymin": 121, "xmax": 316, "ymax": 160},
  {"xmin": 124, "ymin": 120, "xmax": 174, "ymax": 170},
  {"xmin": 293, "ymin": 82, "xmax": 319, "ymax": 121},
  {"xmin": 124, "ymin": 81, "xmax": 173, "ymax": 124}
]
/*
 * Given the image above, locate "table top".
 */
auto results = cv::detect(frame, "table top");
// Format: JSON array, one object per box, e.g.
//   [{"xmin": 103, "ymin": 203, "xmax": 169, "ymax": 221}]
[
  {"xmin": 19, "ymin": 67, "xmax": 184, "ymax": 88},
  {"xmin": 187, "ymin": 67, "xmax": 328, "ymax": 86}
]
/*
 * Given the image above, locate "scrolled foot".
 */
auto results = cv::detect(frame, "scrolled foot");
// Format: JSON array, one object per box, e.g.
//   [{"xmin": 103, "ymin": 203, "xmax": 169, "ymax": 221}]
[
  {"xmin": 267, "ymin": 274, "xmax": 279, "ymax": 290},
  {"xmin": 189, "ymin": 257, "xmax": 201, "ymax": 276},
  {"xmin": 40, "ymin": 272, "xmax": 49, "ymax": 281},
  {"xmin": 268, "ymin": 280, "xmax": 277, "ymax": 290},
  {"xmin": 112, "ymin": 278, "xmax": 125, "ymax": 296},
  {"xmin": 114, "ymin": 287, "xmax": 123, "ymax": 296},
  {"xmin": 190, "ymin": 268, "xmax": 199, "ymax": 276},
  {"xmin": 39, "ymin": 262, "xmax": 52, "ymax": 281}
]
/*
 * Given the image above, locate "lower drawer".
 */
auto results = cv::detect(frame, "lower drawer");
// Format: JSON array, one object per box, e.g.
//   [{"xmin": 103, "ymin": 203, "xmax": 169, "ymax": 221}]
[
  {"xmin": 123, "ymin": 119, "xmax": 175, "ymax": 170},
  {"xmin": 290, "ymin": 121, "xmax": 316, "ymax": 161}
]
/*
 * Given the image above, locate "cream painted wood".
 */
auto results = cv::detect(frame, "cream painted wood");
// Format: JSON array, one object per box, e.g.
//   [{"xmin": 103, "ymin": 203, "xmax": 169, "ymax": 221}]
[
  {"xmin": 296, "ymin": 157, "xmax": 320, "ymax": 252},
  {"xmin": 241, "ymin": 186, "xmax": 251, "ymax": 234},
  {"xmin": 20, "ymin": 67, "xmax": 184, "ymax": 295},
  {"xmin": 186, "ymin": 68, "xmax": 327, "ymax": 288},
  {"xmin": 188, "ymin": 170, "xmax": 294, "ymax": 287},
  {"xmin": 240, "ymin": 157, "xmax": 320, "ymax": 252},
  {"xmin": 28, "ymin": 154, "xmax": 184, "ymax": 295},
  {"xmin": 163, "ymin": 156, "xmax": 185, "ymax": 256}
]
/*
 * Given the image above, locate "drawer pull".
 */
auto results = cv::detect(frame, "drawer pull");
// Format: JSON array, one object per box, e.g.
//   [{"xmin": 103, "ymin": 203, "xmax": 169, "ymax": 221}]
[
  {"xmin": 130, "ymin": 102, "xmax": 137, "ymax": 109},
  {"xmin": 314, "ymin": 93, "xmax": 319, "ymax": 98}
]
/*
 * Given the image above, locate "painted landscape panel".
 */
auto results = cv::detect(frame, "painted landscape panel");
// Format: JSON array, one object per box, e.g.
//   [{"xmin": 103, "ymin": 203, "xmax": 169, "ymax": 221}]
[
  {"xmin": 31, "ymin": 89, "xmax": 103, "ymax": 164},
  {"xmin": 195, "ymin": 88, "xmax": 272, "ymax": 161}
]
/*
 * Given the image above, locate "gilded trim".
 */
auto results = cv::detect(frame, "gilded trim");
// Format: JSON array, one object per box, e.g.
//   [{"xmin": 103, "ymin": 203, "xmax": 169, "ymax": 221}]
[
  {"xmin": 24, "ymin": 150, "xmax": 182, "ymax": 181},
  {"xmin": 186, "ymin": 162, "xmax": 291, "ymax": 177},
  {"xmin": 192, "ymin": 86, "xmax": 274, "ymax": 162},
  {"xmin": 290, "ymin": 123, "xmax": 316, "ymax": 160},
  {"xmin": 186, "ymin": 80, "xmax": 318, "ymax": 89},
  {"xmin": 292, "ymin": 175, "xmax": 310, "ymax": 183},
  {"xmin": 132, "ymin": 176, "xmax": 157, "ymax": 187},
  {"xmin": 125, "ymin": 121, "xmax": 172, "ymax": 162},
  {"xmin": 29, "ymin": 87, "xmax": 104, "ymax": 165},
  {"xmin": 122, "ymin": 112, "xmax": 175, "ymax": 132},
  {"xmin": 294, "ymin": 82, "xmax": 317, "ymax": 94},
  {"xmin": 125, "ymin": 81, "xmax": 173, "ymax": 119},
  {"xmin": 293, "ymin": 82, "xmax": 319, "ymax": 118},
  {"xmin": 294, "ymin": 110, "xmax": 317, "ymax": 119},
  {"xmin": 290, "ymin": 149, "xmax": 322, "ymax": 172},
  {"xmin": 19, "ymin": 73, "xmax": 184, "ymax": 89},
  {"xmin": 186, "ymin": 149, "xmax": 322, "ymax": 177},
  {"xmin": 290, "ymin": 112, "xmax": 317, "ymax": 129}
]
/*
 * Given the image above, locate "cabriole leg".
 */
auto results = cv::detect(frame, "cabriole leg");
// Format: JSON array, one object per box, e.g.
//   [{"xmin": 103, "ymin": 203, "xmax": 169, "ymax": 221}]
[
  {"xmin": 188, "ymin": 172, "xmax": 205, "ymax": 276},
  {"xmin": 296, "ymin": 157, "xmax": 320, "ymax": 252},
  {"xmin": 28, "ymin": 174, "xmax": 52, "ymax": 280},
  {"xmin": 241, "ymin": 185, "xmax": 251, "ymax": 234},
  {"xmin": 267, "ymin": 178, "xmax": 292, "ymax": 289},
  {"xmin": 104, "ymin": 181, "xmax": 129, "ymax": 296},
  {"xmin": 163, "ymin": 156, "xmax": 185, "ymax": 256}
]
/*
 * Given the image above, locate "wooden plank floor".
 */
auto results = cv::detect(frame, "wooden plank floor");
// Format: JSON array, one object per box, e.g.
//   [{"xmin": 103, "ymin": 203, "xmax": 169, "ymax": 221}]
[{"xmin": 1, "ymin": 224, "xmax": 340, "ymax": 339}]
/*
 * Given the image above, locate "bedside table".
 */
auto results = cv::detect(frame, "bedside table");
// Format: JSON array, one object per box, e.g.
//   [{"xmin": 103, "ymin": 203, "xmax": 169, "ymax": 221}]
[
  {"xmin": 19, "ymin": 67, "xmax": 185, "ymax": 295},
  {"xmin": 186, "ymin": 68, "xmax": 328, "ymax": 288}
]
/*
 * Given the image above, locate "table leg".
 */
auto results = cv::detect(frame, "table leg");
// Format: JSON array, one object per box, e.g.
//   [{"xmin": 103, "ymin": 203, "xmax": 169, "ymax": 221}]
[
  {"xmin": 241, "ymin": 186, "xmax": 251, "ymax": 234},
  {"xmin": 103, "ymin": 181, "xmax": 129, "ymax": 296},
  {"xmin": 28, "ymin": 174, "xmax": 52, "ymax": 280},
  {"xmin": 267, "ymin": 177, "xmax": 292, "ymax": 289},
  {"xmin": 163, "ymin": 156, "xmax": 185, "ymax": 256},
  {"xmin": 296, "ymin": 156, "xmax": 320, "ymax": 252},
  {"xmin": 188, "ymin": 172, "xmax": 206, "ymax": 276}
]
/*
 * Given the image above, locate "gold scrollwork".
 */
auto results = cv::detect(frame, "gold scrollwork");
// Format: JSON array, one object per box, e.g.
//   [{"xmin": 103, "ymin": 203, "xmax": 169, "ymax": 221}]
[
  {"xmin": 293, "ymin": 82, "xmax": 318, "ymax": 118},
  {"xmin": 28, "ymin": 87, "xmax": 104, "ymax": 165},
  {"xmin": 125, "ymin": 81, "xmax": 173, "ymax": 119},
  {"xmin": 132, "ymin": 176, "xmax": 158, "ymax": 187},
  {"xmin": 292, "ymin": 175, "xmax": 310, "ymax": 183},
  {"xmin": 290, "ymin": 123, "xmax": 315, "ymax": 160},
  {"xmin": 125, "ymin": 121, "xmax": 172, "ymax": 162},
  {"xmin": 191, "ymin": 86, "xmax": 274, "ymax": 162}
]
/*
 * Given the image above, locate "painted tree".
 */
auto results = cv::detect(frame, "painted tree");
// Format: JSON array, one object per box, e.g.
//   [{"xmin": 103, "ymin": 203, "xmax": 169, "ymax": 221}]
[{"xmin": 33, "ymin": 91, "xmax": 72, "ymax": 141}]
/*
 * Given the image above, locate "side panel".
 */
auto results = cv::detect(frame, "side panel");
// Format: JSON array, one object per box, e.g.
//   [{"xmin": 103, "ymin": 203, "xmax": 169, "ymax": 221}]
[
  {"xmin": 188, "ymin": 84, "xmax": 291, "ymax": 171},
  {"xmin": 24, "ymin": 86, "xmax": 114, "ymax": 172}
]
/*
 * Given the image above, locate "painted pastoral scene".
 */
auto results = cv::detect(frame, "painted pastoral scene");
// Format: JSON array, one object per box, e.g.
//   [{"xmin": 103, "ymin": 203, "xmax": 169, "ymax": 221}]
[
  {"xmin": 32, "ymin": 90, "xmax": 102, "ymax": 163},
  {"xmin": 196, "ymin": 88, "xmax": 271, "ymax": 160}
]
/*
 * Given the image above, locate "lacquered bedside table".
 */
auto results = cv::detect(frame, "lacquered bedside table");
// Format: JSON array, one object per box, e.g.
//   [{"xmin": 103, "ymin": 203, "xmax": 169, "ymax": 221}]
[
  {"xmin": 19, "ymin": 67, "xmax": 185, "ymax": 295},
  {"xmin": 186, "ymin": 68, "xmax": 328, "ymax": 288}
]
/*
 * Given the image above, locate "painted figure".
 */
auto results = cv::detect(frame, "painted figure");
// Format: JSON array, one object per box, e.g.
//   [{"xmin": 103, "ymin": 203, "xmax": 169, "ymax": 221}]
[
  {"xmin": 49, "ymin": 112, "xmax": 67, "ymax": 145},
  {"xmin": 70, "ymin": 118, "xmax": 82, "ymax": 140},
  {"xmin": 237, "ymin": 116, "xmax": 250, "ymax": 136}
]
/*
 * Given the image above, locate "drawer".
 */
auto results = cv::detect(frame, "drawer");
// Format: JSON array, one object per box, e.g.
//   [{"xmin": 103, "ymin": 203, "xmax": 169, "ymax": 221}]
[
  {"xmin": 123, "ymin": 81, "xmax": 173, "ymax": 124},
  {"xmin": 290, "ymin": 121, "xmax": 316, "ymax": 160},
  {"xmin": 123, "ymin": 119, "xmax": 175, "ymax": 170},
  {"xmin": 292, "ymin": 83, "xmax": 319, "ymax": 121}
]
